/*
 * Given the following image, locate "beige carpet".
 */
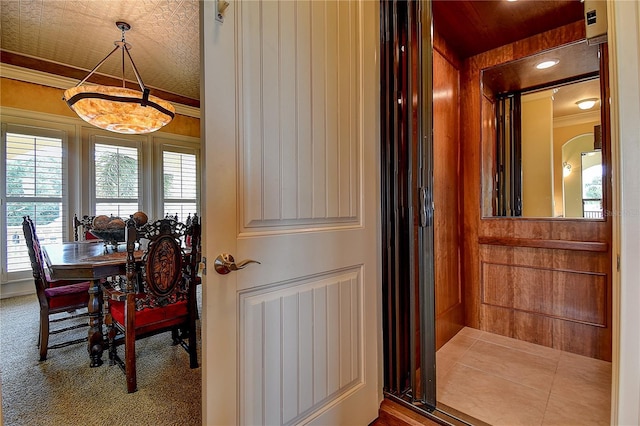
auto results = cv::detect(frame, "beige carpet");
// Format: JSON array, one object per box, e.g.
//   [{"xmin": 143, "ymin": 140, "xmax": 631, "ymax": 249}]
[{"xmin": 0, "ymin": 292, "xmax": 201, "ymax": 426}]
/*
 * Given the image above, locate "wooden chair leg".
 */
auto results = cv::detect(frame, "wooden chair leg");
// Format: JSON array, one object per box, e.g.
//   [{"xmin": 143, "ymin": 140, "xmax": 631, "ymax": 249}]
[
  {"xmin": 171, "ymin": 327, "xmax": 180, "ymax": 345},
  {"xmin": 124, "ymin": 327, "xmax": 136, "ymax": 393},
  {"xmin": 188, "ymin": 314, "xmax": 197, "ymax": 368},
  {"xmin": 39, "ymin": 309, "xmax": 49, "ymax": 361},
  {"xmin": 124, "ymin": 300, "xmax": 137, "ymax": 393},
  {"xmin": 106, "ymin": 315, "xmax": 117, "ymax": 366},
  {"xmin": 188, "ymin": 332, "xmax": 197, "ymax": 368}
]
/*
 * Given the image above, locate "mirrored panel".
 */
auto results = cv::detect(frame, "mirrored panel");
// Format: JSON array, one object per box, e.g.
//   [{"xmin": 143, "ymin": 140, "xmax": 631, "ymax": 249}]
[{"xmin": 482, "ymin": 41, "xmax": 605, "ymax": 219}]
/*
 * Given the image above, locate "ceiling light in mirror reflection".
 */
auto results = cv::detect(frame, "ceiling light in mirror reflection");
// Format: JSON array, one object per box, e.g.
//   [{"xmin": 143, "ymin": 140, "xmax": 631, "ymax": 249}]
[
  {"xmin": 577, "ymin": 98, "xmax": 599, "ymax": 110},
  {"xmin": 536, "ymin": 59, "xmax": 559, "ymax": 70}
]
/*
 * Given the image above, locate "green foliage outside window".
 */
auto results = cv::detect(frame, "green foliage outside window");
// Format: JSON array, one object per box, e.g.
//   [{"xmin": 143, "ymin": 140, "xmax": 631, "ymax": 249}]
[
  {"xmin": 6, "ymin": 153, "xmax": 62, "ymax": 226},
  {"xmin": 95, "ymin": 151, "xmax": 138, "ymax": 198},
  {"xmin": 585, "ymin": 175, "xmax": 602, "ymax": 200}
]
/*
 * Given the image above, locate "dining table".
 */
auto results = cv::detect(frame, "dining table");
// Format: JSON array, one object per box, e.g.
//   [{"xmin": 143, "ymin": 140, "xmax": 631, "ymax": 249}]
[{"xmin": 41, "ymin": 240, "xmax": 142, "ymax": 367}]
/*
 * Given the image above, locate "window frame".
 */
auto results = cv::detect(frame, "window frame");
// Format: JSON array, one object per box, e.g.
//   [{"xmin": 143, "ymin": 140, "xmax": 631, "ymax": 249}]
[
  {"xmin": 153, "ymin": 136, "xmax": 201, "ymax": 222},
  {"xmin": 1, "ymin": 120, "xmax": 73, "ymax": 282},
  {"xmin": 87, "ymin": 131, "xmax": 145, "ymax": 220}
]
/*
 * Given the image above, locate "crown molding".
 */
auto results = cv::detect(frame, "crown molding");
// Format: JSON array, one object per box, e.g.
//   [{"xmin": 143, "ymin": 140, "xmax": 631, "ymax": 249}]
[
  {"xmin": 554, "ymin": 110, "xmax": 601, "ymax": 128},
  {"xmin": 0, "ymin": 63, "xmax": 200, "ymax": 119}
]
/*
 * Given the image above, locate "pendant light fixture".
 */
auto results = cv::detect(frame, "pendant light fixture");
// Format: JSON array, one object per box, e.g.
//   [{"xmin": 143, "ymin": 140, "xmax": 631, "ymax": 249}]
[{"xmin": 63, "ymin": 21, "xmax": 175, "ymax": 134}]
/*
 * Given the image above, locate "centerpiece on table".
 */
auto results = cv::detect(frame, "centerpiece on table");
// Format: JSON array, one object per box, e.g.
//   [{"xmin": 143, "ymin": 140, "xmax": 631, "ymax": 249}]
[{"xmin": 89, "ymin": 212, "xmax": 148, "ymax": 249}]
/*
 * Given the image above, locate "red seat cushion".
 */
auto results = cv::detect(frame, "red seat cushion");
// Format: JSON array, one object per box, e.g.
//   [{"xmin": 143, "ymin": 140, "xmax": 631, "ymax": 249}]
[
  {"xmin": 44, "ymin": 281, "xmax": 91, "ymax": 309},
  {"xmin": 84, "ymin": 231, "xmax": 99, "ymax": 240},
  {"xmin": 110, "ymin": 299, "xmax": 188, "ymax": 331}
]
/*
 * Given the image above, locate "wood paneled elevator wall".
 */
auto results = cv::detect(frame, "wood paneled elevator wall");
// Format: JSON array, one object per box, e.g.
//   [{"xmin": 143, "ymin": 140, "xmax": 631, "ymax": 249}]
[
  {"xmin": 457, "ymin": 21, "xmax": 613, "ymax": 361},
  {"xmin": 433, "ymin": 29, "xmax": 464, "ymax": 350}
]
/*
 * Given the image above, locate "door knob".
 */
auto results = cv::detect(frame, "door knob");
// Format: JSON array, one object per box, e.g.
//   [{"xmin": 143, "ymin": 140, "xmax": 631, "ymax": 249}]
[{"xmin": 214, "ymin": 253, "xmax": 260, "ymax": 275}]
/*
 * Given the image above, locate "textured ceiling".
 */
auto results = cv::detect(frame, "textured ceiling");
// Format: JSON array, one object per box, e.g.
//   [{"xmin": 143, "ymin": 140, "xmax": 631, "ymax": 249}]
[{"xmin": 0, "ymin": 0, "xmax": 200, "ymax": 104}]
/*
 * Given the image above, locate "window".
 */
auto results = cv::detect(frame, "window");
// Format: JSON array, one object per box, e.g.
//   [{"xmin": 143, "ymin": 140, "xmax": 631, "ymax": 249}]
[
  {"xmin": 581, "ymin": 150, "xmax": 603, "ymax": 218},
  {"xmin": 162, "ymin": 148, "xmax": 199, "ymax": 223},
  {"xmin": 3, "ymin": 128, "xmax": 65, "ymax": 273},
  {"xmin": 94, "ymin": 142, "xmax": 140, "ymax": 218},
  {"xmin": 1, "ymin": 113, "xmax": 199, "ymax": 289}
]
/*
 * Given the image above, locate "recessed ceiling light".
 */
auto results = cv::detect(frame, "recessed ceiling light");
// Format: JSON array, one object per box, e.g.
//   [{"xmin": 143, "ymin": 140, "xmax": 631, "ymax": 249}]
[
  {"xmin": 577, "ymin": 98, "xmax": 599, "ymax": 110},
  {"xmin": 536, "ymin": 59, "xmax": 559, "ymax": 70}
]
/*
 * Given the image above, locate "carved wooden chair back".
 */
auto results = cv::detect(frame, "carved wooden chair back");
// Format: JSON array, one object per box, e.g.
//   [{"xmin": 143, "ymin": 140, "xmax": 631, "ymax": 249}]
[
  {"xmin": 185, "ymin": 213, "xmax": 201, "ymax": 286},
  {"xmin": 73, "ymin": 214, "xmax": 97, "ymax": 241},
  {"xmin": 105, "ymin": 214, "xmax": 200, "ymax": 393},
  {"xmin": 23, "ymin": 216, "xmax": 49, "ymax": 294},
  {"xmin": 22, "ymin": 216, "xmax": 89, "ymax": 361},
  {"xmin": 131, "ymin": 216, "xmax": 189, "ymax": 307}
]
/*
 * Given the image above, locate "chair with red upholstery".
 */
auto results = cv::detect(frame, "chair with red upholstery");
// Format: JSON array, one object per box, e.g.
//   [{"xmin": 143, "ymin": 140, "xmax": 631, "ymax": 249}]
[
  {"xmin": 73, "ymin": 214, "xmax": 98, "ymax": 241},
  {"xmin": 22, "ymin": 216, "xmax": 90, "ymax": 361},
  {"xmin": 104, "ymin": 214, "xmax": 200, "ymax": 393}
]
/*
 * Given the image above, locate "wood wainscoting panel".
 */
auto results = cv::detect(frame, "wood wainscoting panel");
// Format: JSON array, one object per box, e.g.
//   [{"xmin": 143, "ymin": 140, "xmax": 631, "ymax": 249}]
[
  {"xmin": 552, "ymin": 269, "xmax": 607, "ymax": 326},
  {"xmin": 479, "ymin": 244, "xmax": 610, "ymax": 360},
  {"xmin": 480, "ymin": 262, "xmax": 553, "ymax": 315},
  {"xmin": 481, "ymin": 262, "xmax": 607, "ymax": 326},
  {"xmin": 552, "ymin": 317, "xmax": 611, "ymax": 360},
  {"xmin": 481, "ymin": 304, "xmax": 555, "ymax": 348}
]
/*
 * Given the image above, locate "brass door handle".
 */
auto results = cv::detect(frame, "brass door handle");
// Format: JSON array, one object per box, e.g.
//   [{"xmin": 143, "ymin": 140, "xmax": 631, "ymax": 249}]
[{"xmin": 214, "ymin": 253, "xmax": 260, "ymax": 275}]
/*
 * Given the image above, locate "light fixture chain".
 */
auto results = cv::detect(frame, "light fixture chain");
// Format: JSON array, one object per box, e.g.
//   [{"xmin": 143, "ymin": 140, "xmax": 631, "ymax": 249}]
[
  {"xmin": 75, "ymin": 45, "xmax": 120, "ymax": 87},
  {"xmin": 124, "ymin": 46, "xmax": 147, "ymax": 92},
  {"xmin": 121, "ymin": 41, "xmax": 126, "ymax": 88}
]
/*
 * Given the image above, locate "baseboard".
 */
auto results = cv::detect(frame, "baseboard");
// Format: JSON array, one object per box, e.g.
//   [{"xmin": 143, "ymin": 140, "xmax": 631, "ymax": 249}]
[{"xmin": 0, "ymin": 280, "xmax": 34, "ymax": 299}]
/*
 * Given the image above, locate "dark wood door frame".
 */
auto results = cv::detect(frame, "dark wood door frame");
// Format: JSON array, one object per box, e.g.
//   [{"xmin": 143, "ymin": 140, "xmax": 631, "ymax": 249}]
[{"xmin": 380, "ymin": 0, "xmax": 438, "ymax": 415}]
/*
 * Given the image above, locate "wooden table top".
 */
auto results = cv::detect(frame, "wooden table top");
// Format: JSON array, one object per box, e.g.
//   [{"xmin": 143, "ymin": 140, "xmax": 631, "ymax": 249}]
[{"xmin": 42, "ymin": 241, "xmax": 142, "ymax": 281}]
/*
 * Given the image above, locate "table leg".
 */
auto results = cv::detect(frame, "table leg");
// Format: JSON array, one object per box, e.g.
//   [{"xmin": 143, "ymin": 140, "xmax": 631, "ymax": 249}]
[{"xmin": 87, "ymin": 279, "xmax": 104, "ymax": 367}]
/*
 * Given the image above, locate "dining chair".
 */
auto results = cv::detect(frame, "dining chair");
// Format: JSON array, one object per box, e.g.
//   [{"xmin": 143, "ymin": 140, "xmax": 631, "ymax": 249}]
[
  {"xmin": 22, "ymin": 216, "xmax": 90, "ymax": 361},
  {"xmin": 103, "ymin": 214, "xmax": 200, "ymax": 393},
  {"xmin": 73, "ymin": 214, "xmax": 98, "ymax": 241}
]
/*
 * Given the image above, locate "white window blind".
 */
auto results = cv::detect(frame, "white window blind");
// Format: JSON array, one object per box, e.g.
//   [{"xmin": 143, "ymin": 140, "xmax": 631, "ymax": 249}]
[
  {"xmin": 163, "ymin": 150, "xmax": 198, "ymax": 223},
  {"xmin": 5, "ymin": 132, "xmax": 64, "ymax": 273},
  {"xmin": 94, "ymin": 143, "xmax": 139, "ymax": 218}
]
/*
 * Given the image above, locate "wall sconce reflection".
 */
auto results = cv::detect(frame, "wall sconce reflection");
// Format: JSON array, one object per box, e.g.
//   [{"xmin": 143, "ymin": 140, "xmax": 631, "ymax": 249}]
[
  {"xmin": 563, "ymin": 161, "xmax": 572, "ymax": 177},
  {"xmin": 216, "ymin": 0, "xmax": 230, "ymax": 23}
]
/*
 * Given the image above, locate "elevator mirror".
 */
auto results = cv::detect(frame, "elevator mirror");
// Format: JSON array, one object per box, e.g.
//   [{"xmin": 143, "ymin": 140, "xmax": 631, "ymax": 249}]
[{"xmin": 481, "ymin": 41, "xmax": 606, "ymax": 219}]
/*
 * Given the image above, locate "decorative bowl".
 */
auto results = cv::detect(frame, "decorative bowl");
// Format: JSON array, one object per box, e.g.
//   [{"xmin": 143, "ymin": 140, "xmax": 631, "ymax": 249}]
[{"xmin": 89, "ymin": 228, "xmax": 126, "ymax": 246}]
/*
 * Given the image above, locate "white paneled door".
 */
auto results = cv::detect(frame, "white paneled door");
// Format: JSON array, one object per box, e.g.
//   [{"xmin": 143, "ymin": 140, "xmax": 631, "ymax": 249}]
[{"xmin": 201, "ymin": 1, "xmax": 381, "ymax": 425}]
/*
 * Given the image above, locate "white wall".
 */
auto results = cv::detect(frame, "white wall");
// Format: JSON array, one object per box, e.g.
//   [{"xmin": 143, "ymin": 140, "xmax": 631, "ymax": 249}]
[
  {"xmin": 610, "ymin": 0, "xmax": 640, "ymax": 424},
  {"xmin": 521, "ymin": 94, "xmax": 554, "ymax": 216}
]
